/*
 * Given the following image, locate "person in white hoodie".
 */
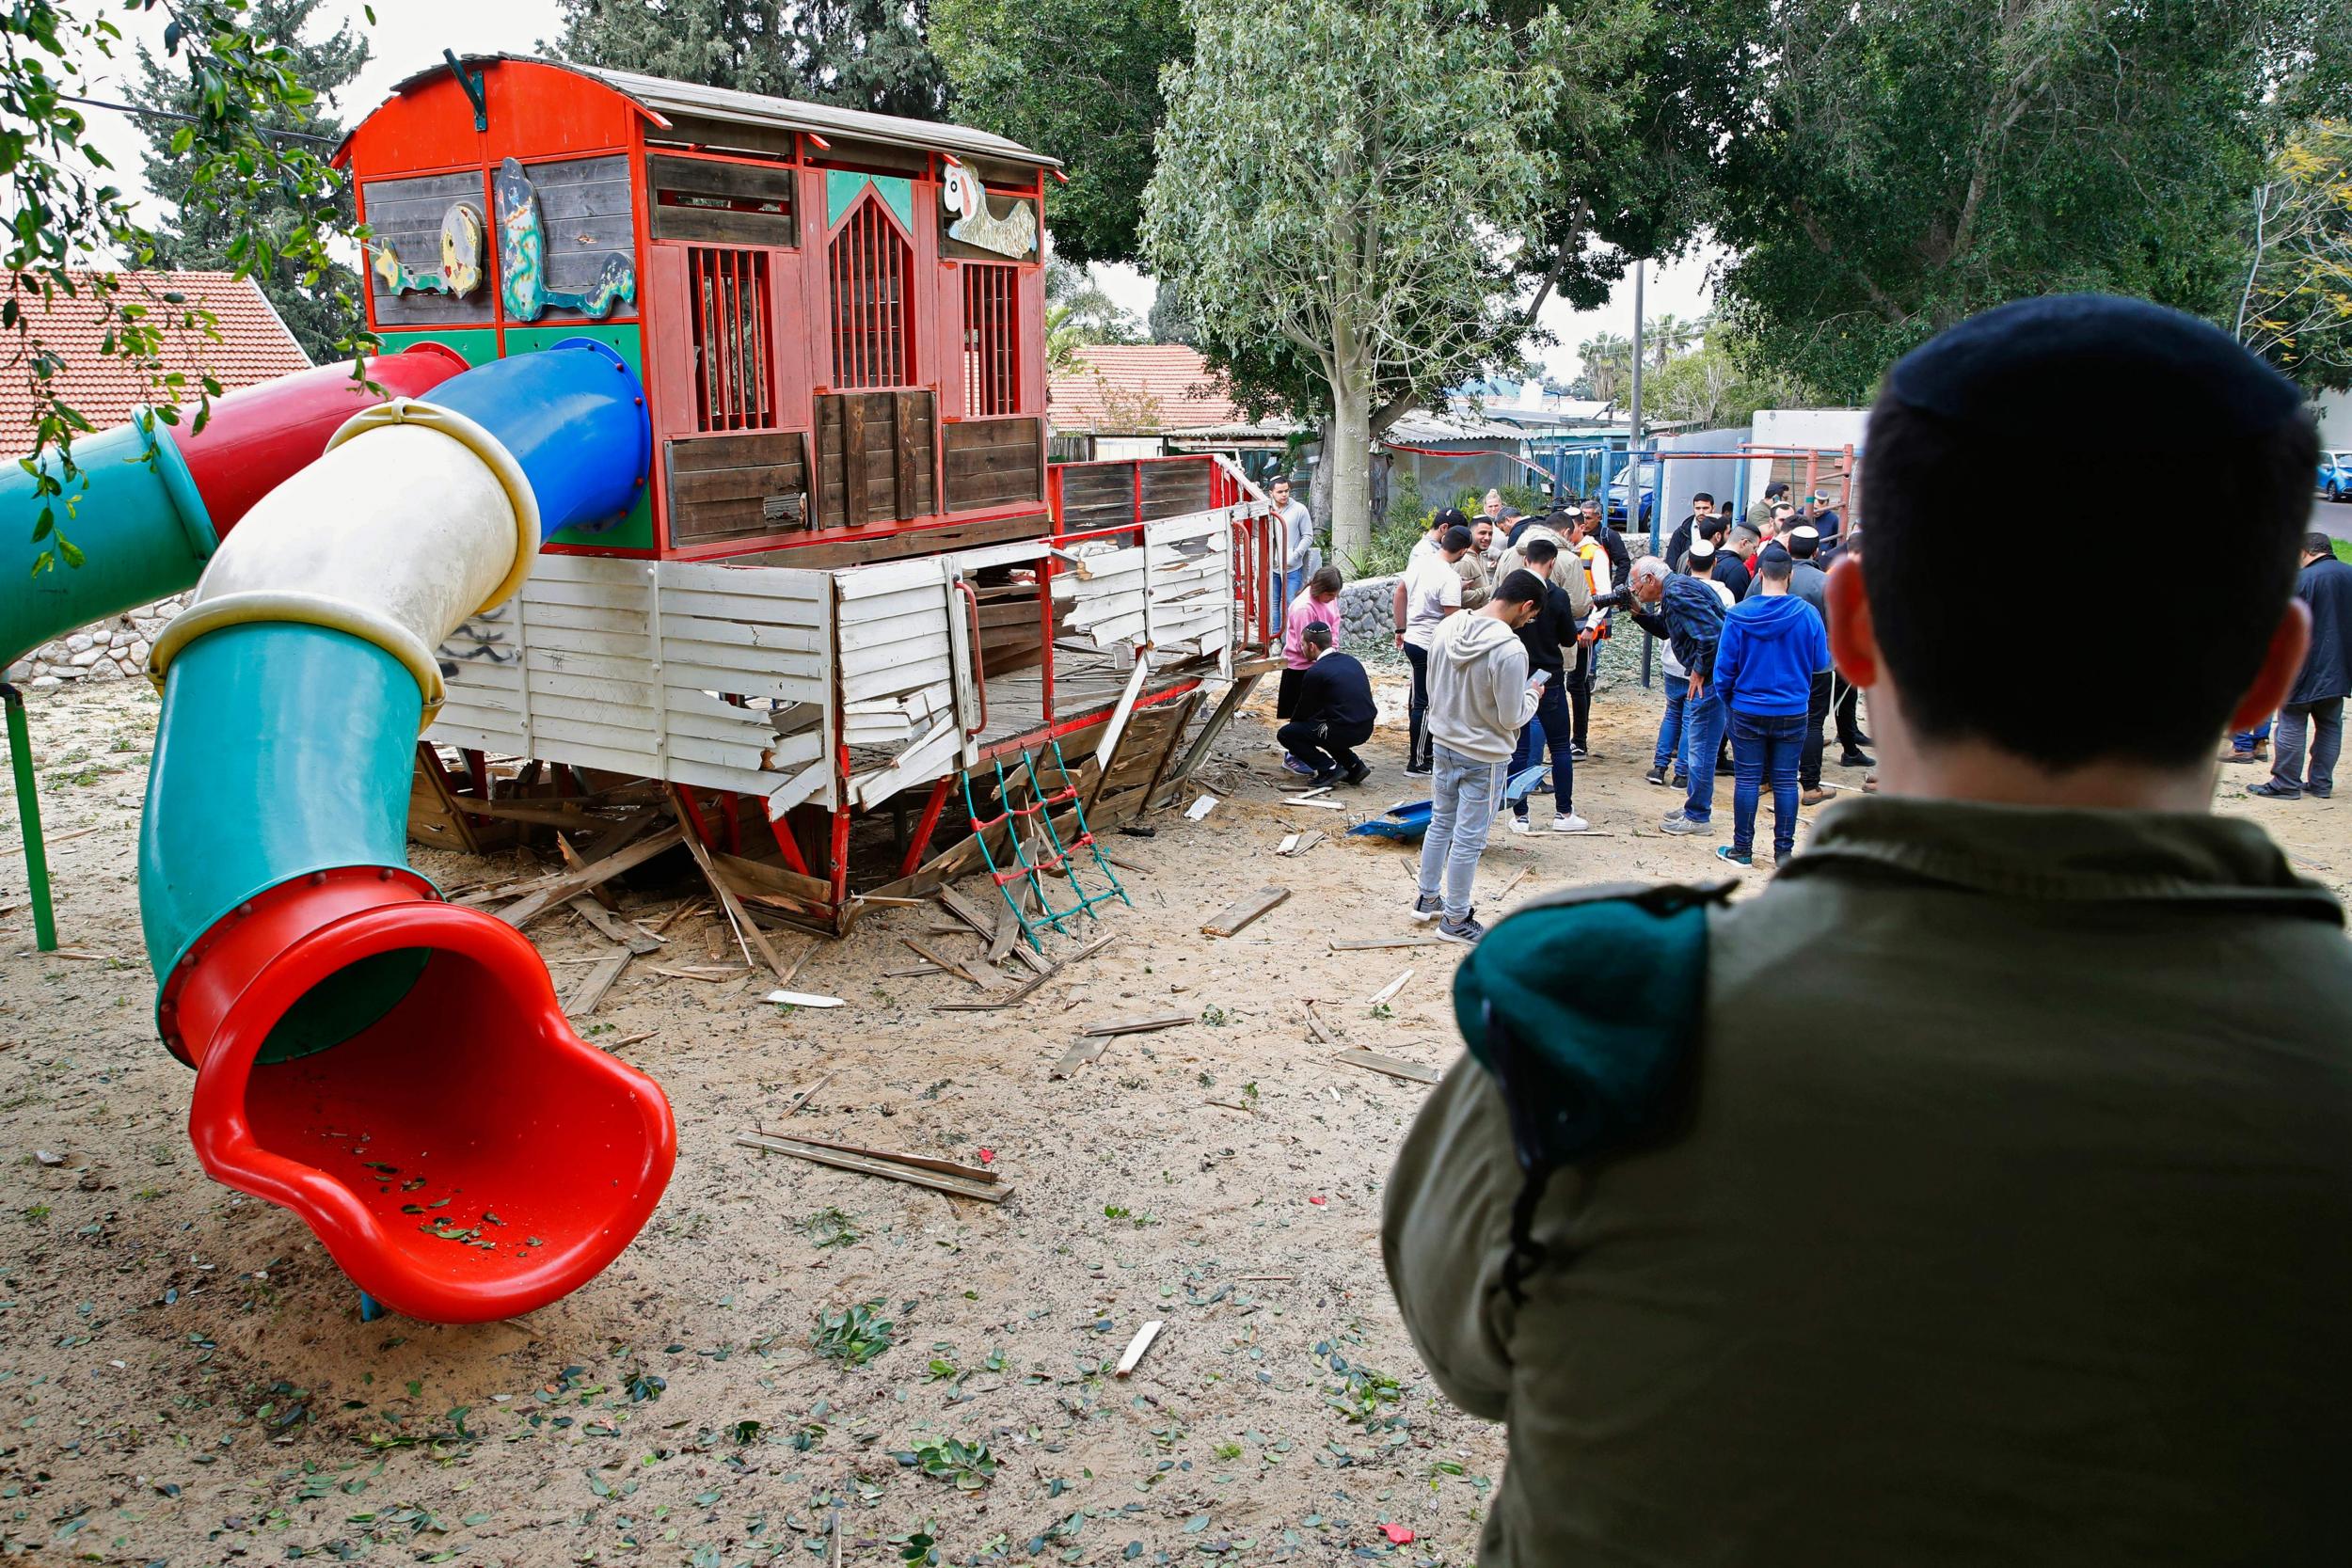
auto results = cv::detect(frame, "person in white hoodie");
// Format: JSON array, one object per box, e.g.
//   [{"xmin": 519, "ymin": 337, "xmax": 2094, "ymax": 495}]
[{"xmin": 1411, "ymin": 569, "xmax": 1547, "ymax": 943}]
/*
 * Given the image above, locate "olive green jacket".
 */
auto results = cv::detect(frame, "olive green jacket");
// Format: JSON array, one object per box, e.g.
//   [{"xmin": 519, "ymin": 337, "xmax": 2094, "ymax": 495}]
[{"xmin": 1385, "ymin": 798, "xmax": 2352, "ymax": 1566}]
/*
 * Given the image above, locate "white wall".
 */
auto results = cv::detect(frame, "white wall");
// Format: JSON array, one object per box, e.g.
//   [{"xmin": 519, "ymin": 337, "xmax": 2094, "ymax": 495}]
[{"xmin": 2313, "ymin": 395, "xmax": 2352, "ymax": 453}]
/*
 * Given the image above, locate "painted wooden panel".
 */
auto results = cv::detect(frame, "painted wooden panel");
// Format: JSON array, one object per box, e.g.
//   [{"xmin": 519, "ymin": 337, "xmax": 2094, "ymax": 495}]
[
  {"xmin": 364, "ymin": 169, "xmax": 495, "ymax": 327},
  {"xmin": 667, "ymin": 431, "xmax": 810, "ymax": 546},
  {"xmin": 516, "ymin": 154, "xmax": 639, "ymax": 310},
  {"xmin": 426, "ymin": 552, "xmax": 838, "ymax": 810},
  {"xmin": 646, "ymin": 153, "xmax": 798, "ymax": 246},
  {"xmin": 813, "ymin": 389, "xmax": 935, "ymax": 527},
  {"xmin": 944, "ymin": 417, "xmax": 1042, "ymax": 512}
]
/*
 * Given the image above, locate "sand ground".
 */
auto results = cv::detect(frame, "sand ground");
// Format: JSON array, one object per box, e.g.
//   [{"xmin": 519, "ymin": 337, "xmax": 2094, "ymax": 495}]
[{"xmin": 3, "ymin": 670, "xmax": 2346, "ymax": 1568}]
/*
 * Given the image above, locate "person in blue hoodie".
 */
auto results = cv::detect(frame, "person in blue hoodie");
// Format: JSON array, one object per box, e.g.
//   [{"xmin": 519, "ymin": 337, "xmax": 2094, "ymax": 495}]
[{"xmin": 1712, "ymin": 543, "xmax": 1830, "ymax": 865}]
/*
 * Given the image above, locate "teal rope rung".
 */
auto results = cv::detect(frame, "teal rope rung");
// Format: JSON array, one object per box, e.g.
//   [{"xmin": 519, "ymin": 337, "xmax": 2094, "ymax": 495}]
[
  {"xmin": 960, "ymin": 761, "xmax": 1049, "ymax": 951},
  {"xmin": 1041, "ymin": 737, "xmax": 1129, "ymax": 914}
]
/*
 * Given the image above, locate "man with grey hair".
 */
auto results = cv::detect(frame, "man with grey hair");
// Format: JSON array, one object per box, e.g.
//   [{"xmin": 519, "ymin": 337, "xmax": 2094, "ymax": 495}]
[{"xmin": 1597, "ymin": 557, "xmax": 1729, "ymax": 834}]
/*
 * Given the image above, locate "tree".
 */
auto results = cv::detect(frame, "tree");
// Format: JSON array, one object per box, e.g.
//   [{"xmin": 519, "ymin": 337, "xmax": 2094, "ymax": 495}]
[
  {"xmin": 1645, "ymin": 326, "xmax": 1807, "ymax": 429},
  {"xmin": 1044, "ymin": 256, "xmax": 1145, "ymax": 372},
  {"xmin": 1144, "ymin": 0, "xmax": 1628, "ymax": 569},
  {"xmin": 1711, "ymin": 0, "xmax": 2279, "ymax": 401},
  {"xmin": 1645, "ymin": 312, "xmax": 1695, "ymax": 368},
  {"xmin": 1146, "ymin": 284, "xmax": 1200, "ymax": 348},
  {"xmin": 931, "ymin": 0, "xmax": 1186, "ymax": 266},
  {"xmin": 129, "ymin": 0, "xmax": 368, "ymax": 363},
  {"xmin": 2236, "ymin": 120, "xmax": 2352, "ymax": 391},
  {"xmin": 548, "ymin": 0, "xmax": 948, "ymax": 118},
  {"xmin": 4, "ymin": 0, "xmax": 370, "ymax": 573},
  {"xmin": 1577, "ymin": 330, "xmax": 1632, "ymax": 403}
]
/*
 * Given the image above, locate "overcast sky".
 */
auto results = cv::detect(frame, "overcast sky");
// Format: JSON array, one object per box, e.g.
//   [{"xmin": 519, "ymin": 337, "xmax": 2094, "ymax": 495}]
[{"xmin": 76, "ymin": 0, "xmax": 1713, "ymax": 386}]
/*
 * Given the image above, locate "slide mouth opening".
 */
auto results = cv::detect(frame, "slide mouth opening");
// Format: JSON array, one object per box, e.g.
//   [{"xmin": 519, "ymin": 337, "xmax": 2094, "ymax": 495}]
[
  {"xmin": 183, "ymin": 895, "xmax": 676, "ymax": 1322},
  {"xmin": 258, "ymin": 946, "xmax": 430, "ymax": 1064}
]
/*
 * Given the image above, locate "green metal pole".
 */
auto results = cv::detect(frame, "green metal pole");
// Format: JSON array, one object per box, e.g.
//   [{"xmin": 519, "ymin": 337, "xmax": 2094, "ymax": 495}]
[{"xmin": 2, "ymin": 683, "xmax": 56, "ymax": 952}]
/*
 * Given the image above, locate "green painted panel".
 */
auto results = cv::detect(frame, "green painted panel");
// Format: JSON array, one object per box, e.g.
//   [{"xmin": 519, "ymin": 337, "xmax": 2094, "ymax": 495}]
[
  {"xmin": 500, "ymin": 324, "xmax": 655, "ymax": 552},
  {"xmin": 377, "ymin": 326, "xmax": 499, "ymax": 367},
  {"xmin": 827, "ymin": 170, "xmax": 915, "ymax": 235}
]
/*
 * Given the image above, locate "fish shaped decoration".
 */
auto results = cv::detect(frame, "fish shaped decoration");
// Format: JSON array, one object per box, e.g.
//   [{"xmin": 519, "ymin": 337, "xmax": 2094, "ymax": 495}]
[
  {"xmin": 493, "ymin": 156, "xmax": 635, "ymax": 323},
  {"xmin": 371, "ymin": 200, "xmax": 485, "ymax": 298},
  {"xmin": 941, "ymin": 163, "xmax": 1038, "ymax": 261}
]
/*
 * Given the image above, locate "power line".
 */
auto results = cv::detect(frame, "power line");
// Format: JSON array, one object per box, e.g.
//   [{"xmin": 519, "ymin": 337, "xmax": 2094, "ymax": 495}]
[{"xmin": 57, "ymin": 92, "xmax": 340, "ymax": 147}]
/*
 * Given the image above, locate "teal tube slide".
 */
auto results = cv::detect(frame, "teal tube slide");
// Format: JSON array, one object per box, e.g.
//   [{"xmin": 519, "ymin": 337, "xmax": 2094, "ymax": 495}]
[{"xmin": 1, "ymin": 416, "xmax": 212, "ymax": 669}]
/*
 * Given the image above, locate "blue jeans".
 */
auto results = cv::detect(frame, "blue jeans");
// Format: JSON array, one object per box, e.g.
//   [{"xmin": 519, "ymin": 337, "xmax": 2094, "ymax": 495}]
[
  {"xmin": 1731, "ymin": 710, "xmax": 1805, "ymax": 859},
  {"xmin": 1273, "ymin": 563, "xmax": 1304, "ymax": 631},
  {"xmin": 1654, "ymin": 683, "xmax": 1687, "ymax": 773},
  {"xmin": 1679, "ymin": 685, "xmax": 1725, "ymax": 822},
  {"xmin": 1510, "ymin": 681, "xmax": 1575, "ymax": 817},
  {"xmin": 2233, "ymin": 718, "xmax": 2274, "ymax": 752},
  {"xmin": 1418, "ymin": 744, "xmax": 1503, "ymax": 923}
]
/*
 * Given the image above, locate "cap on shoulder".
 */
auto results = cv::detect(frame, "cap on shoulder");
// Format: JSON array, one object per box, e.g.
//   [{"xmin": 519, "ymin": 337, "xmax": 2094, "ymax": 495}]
[{"xmin": 1884, "ymin": 293, "xmax": 2304, "ymax": 442}]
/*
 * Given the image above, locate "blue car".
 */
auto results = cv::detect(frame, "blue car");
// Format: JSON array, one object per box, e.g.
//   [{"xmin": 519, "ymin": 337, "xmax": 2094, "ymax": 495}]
[
  {"xmin": 1605, "ymin": 459, "xmax": 1658, "ymax": 529},
  {"xmin": 2324, "ymin": 452, "xmax": 2352, "ymax": 502}
]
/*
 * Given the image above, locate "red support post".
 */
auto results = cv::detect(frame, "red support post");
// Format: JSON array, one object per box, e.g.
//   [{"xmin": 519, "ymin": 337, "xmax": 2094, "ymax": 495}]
[
  {"xmin": 674, "ymin": 784, "xmax": 716, "ymax": 848},
  {"xmin": 769, "ymin": 810, "xmax": 813, "ymax": 877},
  {"xmin": 827, "ymin": 802, "xmax": 851, "ymax": 910},
  {"xmin": 898, "ymin": 776, "xmax": 954, "ymax": 879}
]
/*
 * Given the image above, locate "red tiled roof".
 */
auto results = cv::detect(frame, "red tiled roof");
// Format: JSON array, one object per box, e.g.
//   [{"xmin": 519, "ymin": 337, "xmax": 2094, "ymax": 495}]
[
  {"xmin": 0, "ymin": 270, "xmax": 310, "ymax": 455},
  {"xmin": 1047, "ymin": 343, "xmax": 1244, "ymax": 435}
]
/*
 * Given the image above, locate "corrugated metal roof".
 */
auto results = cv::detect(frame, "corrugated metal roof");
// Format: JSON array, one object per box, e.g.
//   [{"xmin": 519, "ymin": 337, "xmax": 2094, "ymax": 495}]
[
  {"xmin": 376, "ymin": 55, "xmax": 1057, "ymax": 169},
  {"xmin": 0, "ymin": 270, "xmax": 310, "ymax": 456}
]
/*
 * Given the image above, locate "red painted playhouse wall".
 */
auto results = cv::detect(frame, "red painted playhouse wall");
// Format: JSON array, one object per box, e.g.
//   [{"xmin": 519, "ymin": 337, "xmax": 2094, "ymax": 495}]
[{"xmin": 341, "ymin": 57, "xmax": 1048, "ymax": 562}]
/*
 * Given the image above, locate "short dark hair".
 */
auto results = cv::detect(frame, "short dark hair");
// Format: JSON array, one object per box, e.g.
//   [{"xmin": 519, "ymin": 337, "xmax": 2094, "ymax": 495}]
[
  {"xmin": 1864, "ymin": 387, "xmax": 2312, "ymax": 771},
  {"xmin": 2306, "ymin": 531, "xmax": 2333, "ymax": 558},
  {"xmin": 1493, "ymin": 568, "xmax": 1547, "ymax": 606},
  {"xmin": 1692, "ymin": 491, "xmax": 1714, "ymax": 505},
  {"xmin": 1760, "ymin": 553, "xmax": 1793, "ymax": 585},
  {"xmin": 1764, "ymin": 481, "xmax": 1789, "ymax": 499},
  {"xmin": 1302, "ymin": 621, "xmax": 1334, "ymax": 651},
  {"xmin": 1698, "ymin": 516, "xmax": 1727, "ymax": 544},
  {"xmin": 1523, "ymin": 536, "xmax": 1559, "ymax": 564},
  {"xmin": 1270, "ymin": 474, "xmax": 1293, "ymax": 488},
  {"xmin": 1310, "ymin": 564, "xmax": 1343, "ymax": 594},
  {"xmin": 1441, "ymin": 525, "xmax": 1475, "ymax": 553}
]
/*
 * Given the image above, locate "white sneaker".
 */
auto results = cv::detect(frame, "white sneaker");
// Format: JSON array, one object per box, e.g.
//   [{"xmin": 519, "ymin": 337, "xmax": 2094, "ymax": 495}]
[
  {"xmin": 1551, "ymin": 813, "xmax": 1591, "ymax": 833},
  {"xmin": 1508, "ymin": 816, "xmax": 1533, "ymax": 835}
]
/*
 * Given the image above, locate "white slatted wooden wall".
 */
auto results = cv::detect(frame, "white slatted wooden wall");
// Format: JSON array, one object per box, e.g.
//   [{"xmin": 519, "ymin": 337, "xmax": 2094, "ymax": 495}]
[
  {"xmin": 430, "ymin": 553, "xmax": 837, "ymax": 816},
  {"xmin": 1050, "ymin": 509, "xmax": 1239, "ymax": 665}
]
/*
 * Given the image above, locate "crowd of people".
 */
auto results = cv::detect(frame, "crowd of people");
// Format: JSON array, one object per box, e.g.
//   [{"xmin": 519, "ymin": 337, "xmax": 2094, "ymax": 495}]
[
  {"xmin": 1268, "ymin": 474, "xmax": 1866, "ymax": 942},
  {"xmin": 1380, "ymin": 294, "xmax": 2352, "ymax": 1564}
]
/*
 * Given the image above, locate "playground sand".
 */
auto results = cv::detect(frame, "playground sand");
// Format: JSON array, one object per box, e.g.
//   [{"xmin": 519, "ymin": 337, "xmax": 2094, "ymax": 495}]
[{"xmin": 5, "ymin": 675, "xmax": 2349, "ymax": 1565}]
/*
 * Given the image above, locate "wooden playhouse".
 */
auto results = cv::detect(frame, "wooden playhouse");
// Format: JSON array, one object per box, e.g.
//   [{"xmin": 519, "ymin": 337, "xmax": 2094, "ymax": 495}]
[{"xmin": 336, "ymin": 55, "xmax": 1279, "ymax": 935}]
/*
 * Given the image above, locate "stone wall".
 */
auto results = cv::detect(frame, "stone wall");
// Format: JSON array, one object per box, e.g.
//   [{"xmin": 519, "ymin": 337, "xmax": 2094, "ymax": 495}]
[
  {"xmin": 4, "ymin": 595, "xmax": 182, "ymax": 689},
  {"xmin": 1336, "ymin": 575, "xmax": 1399, "ymax": 647}
]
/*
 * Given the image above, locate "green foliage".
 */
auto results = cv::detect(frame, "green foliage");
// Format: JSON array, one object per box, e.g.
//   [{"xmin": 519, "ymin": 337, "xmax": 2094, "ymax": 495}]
[
  {"xmin": 2238, "ymin": 119, "xmax": 2352, "ymax": 391},
  {"xmin": 810, "ymin": 1298, "xmax": 896, "ymax": 1367},
  {"xmin": 1710, "ymin": 0, "xmax": 2281, "ymax": 401},
  {"xmin": 1644, "ymin": 325, "xmax": 1811, "ymax": 430},
  {"xmin": 911, "ymin": 1434, "xmax": 997, "ymax": 1490},
  {"xmin": 1045, "ymin": 256, "xmax": 1146, "ymax": 372},
  {"xmin": 1382, "ymin": 471, "xmax": 1427, "ymax": 535},
  {"xmin": 932, "ymin": 0, "xmax": 1186, "ymax": 265},
  {"xmin": 1144, "ymin": 0, "xmax": 1632, "ymax": 566},
  {"xmin": 799, "ymin": 1206, "xmax": 860, "ymax": 1249},
  {"xmin": 3, "ymin": 0, "xmax": 373, "ymax": 571},
  {"xmin": 127, "ymin": 0, "xmax": 368, "ymax": 363},
  {"xmin": 1318, "ymin": 1346, "xmax": 1403, "ymax": 1426},
  {"xmin": 547, "ymin": 0, "xmax": 948, "ymax": 118}
]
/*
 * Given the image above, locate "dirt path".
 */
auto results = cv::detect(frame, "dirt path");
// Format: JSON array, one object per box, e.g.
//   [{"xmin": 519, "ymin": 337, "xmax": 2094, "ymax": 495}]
[{"xmin": 3, "ymin": 673, "xmax": 2346, "ymax": 1566}]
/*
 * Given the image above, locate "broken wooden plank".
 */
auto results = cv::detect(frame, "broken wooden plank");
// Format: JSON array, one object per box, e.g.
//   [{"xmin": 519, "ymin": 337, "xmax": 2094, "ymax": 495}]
[
  {"xmin": 569, "ymin": 896, "xmax": 663, "ymax": 955},
  {"xmin": 735, "ymin": 1133, "xmax": 1007, "ymax": 1202},
  {"xmin": 903, "ymin": 936, "xmax": 991, "ymax": 990},
  {"xmin": 1490, "ymin": 867, "xmax": 1532, "ymax": 902},
  {"xmin": 987, "ymin": 895, "xmax": 1022, "ymax": 964},
  {"xmin": 765, "ymin": 990, "xmax": 845, "ymax": 1008},
  {"xmin": 1184, "ymin": 795, "xmax": 1218, "ymax": 820},
  {"xmin": 673, "ymin": 797, "xmax": 796, "ymax": 983},
  {"xmin": 1367, "ymin": 969, "xmax": 1414, "ymax": 1006},
  {"xmin": 777, "ymin": 1133, "xmax": 998, "ymax": 1184},
  {"xmin": 498, "ymin": 824, "xmax": 685, "ymax": 929},
  {"xmin": 1202, "ymin": 885, "xmax": 1289, "ymax": 938},
  {"xmin": 650, "ymin": 964, "xmax": 747, "ymax": 983},
  {"xmin": 1079, "ymin": 1011, "xmax": 1192, "ymax": 1038},
  {"xmin": 1113, "ymin": 1321, "xmax": 1165, "ymax": 1378},
  {"xmin": 1327, "ymin": 935, "xmax": 1445, "ymax": 952},
  {"xmin": 1276, "ymin": 832, "xmax": 1300, "ymax": 856},
  {"xmin": 934, "ymin": 885, "xmax": 997, "ymax": 939},
  {"xmin": 1049, "ymin": 1037, "xmax": 1109, "ymax": 1079},
  {"xmin": 1333, "ymin": 1049, "xmax": 1442, "ymax": 1086},
  {"xmin": 1300, "ymin": 1000, "xmax": 1348, "ymax": 1048},
  {"xmin": 558, "ymin": 831, "xmax": 622, "ymax": 911},
  {"xmin": 775, "ymin": 1073, "xmax": 832, "ymax": 1120},
  {"xmin": 1280, "ymin": 796, "xmax": 1348, "ymax": 810},
  {"xmin": 559, "ymin": 951, "xmax": 629, "ymax": 1018}
]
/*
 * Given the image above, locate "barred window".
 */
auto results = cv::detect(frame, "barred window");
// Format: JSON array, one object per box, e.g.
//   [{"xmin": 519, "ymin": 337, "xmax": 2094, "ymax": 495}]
[
  {"xmin": 828, "ymin": 194, "xmax": 912, "ymax": 389},
  {"xmin": 961, "ymin": 263, "xmax": 1019, "ymax": 417},
  {"xmin": 689, "ymin": 246, "xmax": 775, "ymax": 432}
]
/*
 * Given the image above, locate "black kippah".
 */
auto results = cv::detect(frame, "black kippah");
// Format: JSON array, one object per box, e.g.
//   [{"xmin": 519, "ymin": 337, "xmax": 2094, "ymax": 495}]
[
  {"xmin": 1758, "ymin": 542, "xmax": 1792, "ymax": 566},
  {"xmin": 1885, "ymin": 293, "xmax": 2304, "ymax": 443}
]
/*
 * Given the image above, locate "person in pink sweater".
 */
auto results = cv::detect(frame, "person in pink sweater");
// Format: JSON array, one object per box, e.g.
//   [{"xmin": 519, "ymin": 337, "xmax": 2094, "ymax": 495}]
[{"xmin": 1279, "ymin": 565, "xmax": 1346, "ymax": 773}]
